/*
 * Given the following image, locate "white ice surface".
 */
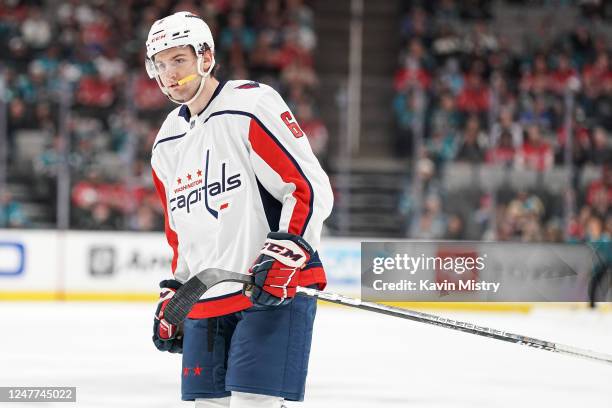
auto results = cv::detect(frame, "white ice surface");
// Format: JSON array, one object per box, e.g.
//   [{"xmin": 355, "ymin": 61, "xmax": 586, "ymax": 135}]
[{"xmin": 0, "ymin": 302, "xmax": 611, "ymax": 407}]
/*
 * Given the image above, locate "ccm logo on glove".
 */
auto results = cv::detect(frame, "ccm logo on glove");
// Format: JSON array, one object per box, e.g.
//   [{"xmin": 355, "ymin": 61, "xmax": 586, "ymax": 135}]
[
  {"xmin": 250, "ymin": 232, "xmax": 314, "ymax": 306},
  {"xmin": 260, "ymin": 239, "xmax": 309, "ymax": 267}
]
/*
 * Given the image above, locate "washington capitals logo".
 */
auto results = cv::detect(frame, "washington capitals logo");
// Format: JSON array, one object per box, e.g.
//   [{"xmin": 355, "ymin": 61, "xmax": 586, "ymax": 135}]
[{"xmin": 169, "ymin": 150, "xmax": 242, "ymax": 218}]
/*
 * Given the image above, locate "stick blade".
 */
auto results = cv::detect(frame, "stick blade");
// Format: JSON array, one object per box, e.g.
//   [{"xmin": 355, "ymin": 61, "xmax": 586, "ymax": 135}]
[
  {"xmin": 164, "ymin": 277, "xmax": 208, "ymax": 325},
  {"xmin": 164, "ymin": 268, "xmax": 253, "ymax": 325}
]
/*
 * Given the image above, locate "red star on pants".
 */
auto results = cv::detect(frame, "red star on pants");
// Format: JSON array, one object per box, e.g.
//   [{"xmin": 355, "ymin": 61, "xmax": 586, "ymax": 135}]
[
  {"xmin": 177, "ymin": 177, "xmax": 182, "ymax": 184},
  {"xmin": 193, "ymin": 365, "xmax": 202, "ymax": 376},
  {"xmin": 196, "ymin": 169, "xmax": 202, "ymax": 177},
  {"xmin": 183, "ymin": 367, "xmax": 190, "ymax": 377},
  {"xmin": 187, "ymin": 173, "xmax": 192, "ymax": 181}
]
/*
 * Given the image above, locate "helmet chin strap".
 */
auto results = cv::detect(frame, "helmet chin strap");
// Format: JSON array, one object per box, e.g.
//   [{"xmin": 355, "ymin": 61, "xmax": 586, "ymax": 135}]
[{"xmin": 156, "ymin": 55, "xmax": 216, "ymax": 106}]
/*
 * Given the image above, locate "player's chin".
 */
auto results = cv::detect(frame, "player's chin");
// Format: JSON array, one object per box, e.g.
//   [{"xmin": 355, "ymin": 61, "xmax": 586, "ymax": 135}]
[
  {"xmin": 169, "ymin": 88, "xmax": 193, "ymax": 103},
  {"xmin": 168, "ymin": 89, "xmax": 186, "ymax": 102}
]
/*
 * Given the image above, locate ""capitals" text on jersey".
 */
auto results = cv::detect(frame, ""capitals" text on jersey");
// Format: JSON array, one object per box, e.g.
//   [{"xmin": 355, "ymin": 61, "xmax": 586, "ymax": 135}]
[{"xmin": 170, "ymin": 150, "xmax": 242, "ymax": 218}]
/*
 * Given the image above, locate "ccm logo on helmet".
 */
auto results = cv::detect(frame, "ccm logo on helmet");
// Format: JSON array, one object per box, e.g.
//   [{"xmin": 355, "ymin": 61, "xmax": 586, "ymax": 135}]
[
  {"xmin": 150, "ymin": 33, "xmax": 167, "ymax": 43},
  {"xmin": 261, "ymin": 242, "xmax": 305, "ymax": 263}
]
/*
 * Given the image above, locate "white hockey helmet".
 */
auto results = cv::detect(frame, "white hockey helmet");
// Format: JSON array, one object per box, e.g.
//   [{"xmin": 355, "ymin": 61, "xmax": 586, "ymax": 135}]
[{"xmin": 145, "ymin": 11, "xmax": 216, "ymax": 104}]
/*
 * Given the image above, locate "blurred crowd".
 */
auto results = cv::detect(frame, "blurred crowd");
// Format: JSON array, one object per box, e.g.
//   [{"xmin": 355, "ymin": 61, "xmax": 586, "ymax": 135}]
[
  {"xmin": 1, "ymin": 0, "xmax": 610, "ymax": 244},
  {"xmin": 395, "ymin": 0, "xmax": 611, "ymax": 243},
  {"xmin": 0, "ymin": 0, "xmax": 327, "ymax": 230}
]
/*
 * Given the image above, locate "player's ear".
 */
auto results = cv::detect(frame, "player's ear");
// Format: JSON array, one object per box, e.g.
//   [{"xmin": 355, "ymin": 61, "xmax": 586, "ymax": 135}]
[{"xmin": 201, "ymin": 49, "xmax": 214, "ymax": 72}]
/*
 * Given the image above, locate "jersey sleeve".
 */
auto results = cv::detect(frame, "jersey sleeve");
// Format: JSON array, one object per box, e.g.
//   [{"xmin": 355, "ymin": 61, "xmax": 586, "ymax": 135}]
[
  {"xmin": 247, "ymin": 86, "xmax": 334, "ymax": 250},
  {"xmin": 151, "ymin": 159, "xmax": 190, "ymax": 283}
]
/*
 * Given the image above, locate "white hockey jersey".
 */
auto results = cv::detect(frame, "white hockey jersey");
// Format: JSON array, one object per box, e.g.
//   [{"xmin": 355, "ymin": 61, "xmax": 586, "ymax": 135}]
[{"xmin": 151, "ymin": 80, "xmax": 334, "ymax": 318}]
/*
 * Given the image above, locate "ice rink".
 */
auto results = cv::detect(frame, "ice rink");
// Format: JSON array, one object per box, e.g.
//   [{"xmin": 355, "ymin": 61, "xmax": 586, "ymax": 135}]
[{"xmin": 1, "ymin": 302, "xmax": 611, "ymax": 407}]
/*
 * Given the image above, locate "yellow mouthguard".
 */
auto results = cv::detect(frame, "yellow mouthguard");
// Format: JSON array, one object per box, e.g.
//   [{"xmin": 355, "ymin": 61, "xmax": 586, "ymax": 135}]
[{"xmin": 177, "ymin": 74, "xmax": 197, "ymax": 86}]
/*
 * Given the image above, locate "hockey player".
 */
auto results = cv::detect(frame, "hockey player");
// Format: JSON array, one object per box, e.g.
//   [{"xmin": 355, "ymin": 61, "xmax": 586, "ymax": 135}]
[{"xmin": 146, "ymin": 11, "xmax": 333, "ymax": 408}]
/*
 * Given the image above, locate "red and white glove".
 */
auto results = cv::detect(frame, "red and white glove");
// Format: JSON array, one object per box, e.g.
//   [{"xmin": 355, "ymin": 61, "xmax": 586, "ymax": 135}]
[
  {"xmin": 153, "ymin": 279, "xmax": 183, "ymax": 353},
  {"xmin": 249, "ymin": 232, "xmax": 313, "ymax": 306}
]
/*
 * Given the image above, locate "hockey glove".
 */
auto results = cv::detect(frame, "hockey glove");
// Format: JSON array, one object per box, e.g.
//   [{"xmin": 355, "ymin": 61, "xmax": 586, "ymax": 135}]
[
  {"xmin": 249, "ymin": 232, "xmax": 313, "ymax": 307},
  {"xmin": 152, "ymin": 279, "xmax": 183, "ymax": 353}
]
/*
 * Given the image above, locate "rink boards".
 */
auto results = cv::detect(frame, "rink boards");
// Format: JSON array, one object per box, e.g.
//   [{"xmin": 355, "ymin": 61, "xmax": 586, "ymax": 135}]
[
  {"xmin": 0, "ymin": 229, "xmax": 360, "ymax": 302},
  {"xmin": 0, "ymin": 229, "xmax": 607, "ymax": 312}
]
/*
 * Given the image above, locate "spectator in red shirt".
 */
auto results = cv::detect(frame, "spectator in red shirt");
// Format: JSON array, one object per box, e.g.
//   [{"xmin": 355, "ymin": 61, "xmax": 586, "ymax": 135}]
[
  {"xmin": 81, "ymin": 14, "xmax": 111, "ymax": 54},
  {"xmin": 586, "ymin": 163, "xmax": 612, "ymax": 207},
  {"xmin": 520, "ymin": 53, "xmax": 551, "ymax": 94},
  {"xmin": 273, "ymin": 25, "xmax": 312, "ymax": 70},
  {"xmin": 550, "ymin": 53, "xmax": 579, "ymax": 94},
  {"xmin": 132, "ymin": 73, "xmax": 170, "ymax": 112},
  {"xmin": 394, "ymin": 59, "xmax": 431, "ymax": 91},
  {"xmin": 2, "ymin": 1, "xmax": 29, "ymax": 19},
  {"xmin": 516, "ymin": 125, "xmax": 553, "ymax": 172},
  {"xmin": 583, "ymin": 51, "xmax": 612, "ymax": 89},
  {"xmin": 457, "ymin": 73, "xmax": 490, "ymax": 114},
  {"xmin": 76, "ymin": 74, "xmax": 115, "ymax": 108},
  {"xmin": 486, "ymin": 130, "xmax": 516, "ymax": 167},
  {"xmin": 394, "ymin": 38, "xmax": 432, "ymax": 91}
]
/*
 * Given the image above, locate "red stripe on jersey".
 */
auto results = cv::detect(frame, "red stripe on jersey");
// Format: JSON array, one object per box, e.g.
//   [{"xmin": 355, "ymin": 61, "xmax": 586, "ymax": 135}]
[
  {"xmin": 152, "ymin": 169, "xmax": 180, "ymax": 274},
  {"xmin": 187, "ymin": 293, "xmax": 253, "ymax": 318},
  {"xmin": 248, "ymin": 118, "xmax": 312, "ymax": 236}
]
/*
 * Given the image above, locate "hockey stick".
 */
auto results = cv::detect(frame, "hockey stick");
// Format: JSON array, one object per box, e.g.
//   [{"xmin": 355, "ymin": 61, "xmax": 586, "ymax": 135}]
[{"xmin": 165, "ymin": 268, "xmax": 612, "ymax": 366}]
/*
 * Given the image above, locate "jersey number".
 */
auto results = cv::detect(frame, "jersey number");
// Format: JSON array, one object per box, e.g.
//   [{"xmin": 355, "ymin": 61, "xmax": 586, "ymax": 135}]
[{"xmin": 281, "ymin": 111, "xmax": 304, "ymax": 138}]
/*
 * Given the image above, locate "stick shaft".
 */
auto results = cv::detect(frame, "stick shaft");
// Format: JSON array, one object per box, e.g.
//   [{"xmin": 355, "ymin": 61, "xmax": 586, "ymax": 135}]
[
  {"xmin": 296, "ymin": 287, "xmax": 612, "ymax": 366},
  {"xmin": 166, "ymin": 269, "xmax": 612, "ymax": 365}
]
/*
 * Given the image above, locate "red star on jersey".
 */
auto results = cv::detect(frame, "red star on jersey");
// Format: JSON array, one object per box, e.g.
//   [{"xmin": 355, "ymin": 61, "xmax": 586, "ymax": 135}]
[
  {"xmin": 193, "ymin": 365, "xmax": 202, "ymax": 376},
  {"xmin": 183, "ymin": 367, "xmax": 190, "ymax": 377},
  {"xmin": 196, "ymin": 169, "xmax": 202, "ymax": 177},
  {"xmin": 187, "ymin": 173, "xmax": 192, "ymax": 181},
  {"xmin": 177, "ymin": 177, "xmax": 182, "ymax": 184}
]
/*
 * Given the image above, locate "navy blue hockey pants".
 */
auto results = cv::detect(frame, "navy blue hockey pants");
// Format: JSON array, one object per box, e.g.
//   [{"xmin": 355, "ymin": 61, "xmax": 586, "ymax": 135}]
[{"xmin": 181, "ymin": 294, "xmax": 317, "ymax": 401}]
